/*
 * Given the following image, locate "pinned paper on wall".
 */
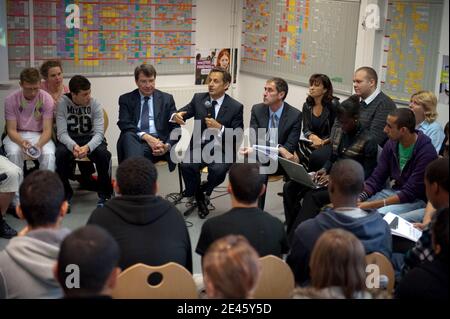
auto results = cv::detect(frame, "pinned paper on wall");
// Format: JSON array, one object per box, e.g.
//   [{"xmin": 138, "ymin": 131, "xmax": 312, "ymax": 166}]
[{"xmin": 6, "ymin": 0, "xmax": 196, "ymax": 78}]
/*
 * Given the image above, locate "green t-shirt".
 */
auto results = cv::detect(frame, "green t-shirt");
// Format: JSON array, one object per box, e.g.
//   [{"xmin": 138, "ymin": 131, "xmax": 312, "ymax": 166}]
[{"xmin": 398, "ymin": 143, "xmax": 415, "ymax": 171}]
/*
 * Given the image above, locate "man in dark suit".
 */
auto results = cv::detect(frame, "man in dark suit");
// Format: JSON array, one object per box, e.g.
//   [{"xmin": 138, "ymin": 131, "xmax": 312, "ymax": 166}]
[
  {"xmin": 242, "ymin": 77, "xmax": 302, "ymax": 209},
  {"xmin": 172, "ymin": 67, "xmax": 243, "ymax": 218},
  {"xmin": 117, "ymin": 64, "xmax": 179, "ymax": 171}
]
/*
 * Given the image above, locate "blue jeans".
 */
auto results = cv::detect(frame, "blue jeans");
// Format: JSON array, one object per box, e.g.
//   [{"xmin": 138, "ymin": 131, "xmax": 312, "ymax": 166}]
[
  {"xmin": 398, "ymin": 208, "xmax": 425, "ymax": 223},
  {"xmin": 368, "ymin": 188, "xmax": 426, "ymax": 216}
]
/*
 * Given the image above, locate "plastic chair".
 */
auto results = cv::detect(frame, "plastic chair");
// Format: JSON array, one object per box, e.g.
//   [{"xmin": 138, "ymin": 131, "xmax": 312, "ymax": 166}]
[
  {"xmin": 112, "ymin": 262, "xmax": 198, "ymax": 299},
  {"xmin": 365, "ymin": 252, "xmax": 395, "ymax": 294},
  {"xmin": 253, "ymin": 255, "xmax": 295, "ymax": 298}
]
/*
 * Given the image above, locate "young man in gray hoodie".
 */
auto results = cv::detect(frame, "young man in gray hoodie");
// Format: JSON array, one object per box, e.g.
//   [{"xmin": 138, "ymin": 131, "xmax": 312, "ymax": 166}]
[
  {"xmin": 0, "ymin": 170, "xmax": 70, "ymax": 299},
  {"xmin": 55, "ymin": 75, "xmax": 113, "ymax": 208}
]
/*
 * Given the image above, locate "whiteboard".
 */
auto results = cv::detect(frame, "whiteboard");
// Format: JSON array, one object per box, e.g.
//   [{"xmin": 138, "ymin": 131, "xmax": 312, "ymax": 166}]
[{"xmin": 240, "ymin": 0, "xmax": 360, "ymax": 94}]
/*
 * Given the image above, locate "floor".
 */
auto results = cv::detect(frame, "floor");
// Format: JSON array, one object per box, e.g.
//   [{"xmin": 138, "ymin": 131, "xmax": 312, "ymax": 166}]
[{"xmin": 0, "ymin": 164, "xmax": 286, "ymax": 274}]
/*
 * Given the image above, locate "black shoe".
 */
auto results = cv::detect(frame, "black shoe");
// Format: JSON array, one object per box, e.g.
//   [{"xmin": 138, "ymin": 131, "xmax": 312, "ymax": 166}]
[
  {"xmin": 195, "ymin": 192, "xmax": 209, "ymax": 219},
  {"xmin": 0, "ymin": 219, "xmax": 17, "ymax": 239}
]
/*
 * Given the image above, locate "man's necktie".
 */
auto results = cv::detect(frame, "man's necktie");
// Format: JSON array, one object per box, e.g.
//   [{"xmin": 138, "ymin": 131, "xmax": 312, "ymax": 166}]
[
  {"xmin": 360, "ymin": 100, "xmax": 367, "ymax": 108},
  {"xmin": 267, "ymin": 113, "xmax": 279, "ymax": 145},
  {"xmin": 210, "ymin": 100, "xmax": 218, "ymax": 119},
  {"xmin": 141, "ymin": 96, "xmax": 150, "ymax": 133}
]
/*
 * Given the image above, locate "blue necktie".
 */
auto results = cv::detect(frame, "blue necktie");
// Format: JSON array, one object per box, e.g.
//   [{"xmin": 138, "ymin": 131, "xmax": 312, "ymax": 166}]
[{"xmin": 141, "ymin": 96, "xmax": 150, "ymax": 133}]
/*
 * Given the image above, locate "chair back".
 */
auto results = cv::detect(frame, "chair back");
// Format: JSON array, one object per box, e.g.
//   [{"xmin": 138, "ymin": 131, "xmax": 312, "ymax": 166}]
[
  {"xmin": 253, "ymin": 255, "xmax": 295, "ymax": 298},
  {"xmin": 365, "ymin": 252, "xmax": 395, "ymax": 294},
  {"xmin": 112, "ymin": 263, "xmax": 198, "ymax": 299}
]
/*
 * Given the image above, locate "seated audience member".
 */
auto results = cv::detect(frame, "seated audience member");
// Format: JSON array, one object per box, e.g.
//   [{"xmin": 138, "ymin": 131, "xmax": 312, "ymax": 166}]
[
  {"xmin": 55, "ymin": 225, "xmax": 121, "ymax": 299},
  {"xmin": 287, "ymin": 159, "xmax": 391, "ymax": 285},
  {"xmin": 284, "ymin": 95, "xmax": 378, "ymax": 236},
  {"xmin": 3, "ymin": 67, "xmax": 56, "ymax": 171},
  {"xmin": 0, "ymin": 156, "xmax": 22, "ymax": 238},
  {"xmin": 40, "ymin": 60, "xmax": 69, "ymax": 106},
  {"xmin": 0, "ymin": 170, "xmax": 70, "ymax": 299},
  {"xmin": 298, "ymin": 73, "xmax": 340, "ymax": 171},
  {"xmin": 202, "ymin": 235, "xmax": 261, "ymax": 299},
  {"xmin": 402, "ymin": 158, "xmax": 449, "ymax": 276},
  {"xmin": 40, "ymin": 60, "xmax": 95, "ymax": 189},
  {"xmin": 409, "ymin": 91, "xmax": 445, "ymax": 153},
  {"xmin": 358, "ymin": 108, "xmax": 438, "ymax": 219},
  {"xmin": 293, "ymin": 229, "xmax": 383, "ymax": 299},
  {"xmin": 56, "ymin": 75, "xmax": 113, "ymax": 207},
  {"xmin": 352, "ymin": 66, "xmax": 397, "ymax": 147},
  {"xmin": 87, "ymin": 157, "xmax": 192, "ymax": 272},
  {"xmin": 196, "ymin": 163, "xmax": 288, "ymax": 258},
  {"xmin": 396, "ymin": 207, "xmax": 448, "ymax": 299}
]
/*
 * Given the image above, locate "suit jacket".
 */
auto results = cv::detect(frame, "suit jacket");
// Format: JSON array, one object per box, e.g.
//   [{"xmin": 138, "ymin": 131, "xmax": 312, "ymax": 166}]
[
  {"xmin": 179, "ymin": 92, "xmax": 244, "ymax": 161},
  {"xmin": 117, "ymin": 88, "xmax": 180, "ymax": 170},
  {"xmin": 250, "ymin": 102, "xmax": 302, "ymax": 154}
]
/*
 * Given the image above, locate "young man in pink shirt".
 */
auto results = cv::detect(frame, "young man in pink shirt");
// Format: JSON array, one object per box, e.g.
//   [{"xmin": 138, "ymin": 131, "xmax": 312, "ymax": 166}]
[{"xmin": 3, "ymin": 67, "xmax": 56, "ymax": 172}]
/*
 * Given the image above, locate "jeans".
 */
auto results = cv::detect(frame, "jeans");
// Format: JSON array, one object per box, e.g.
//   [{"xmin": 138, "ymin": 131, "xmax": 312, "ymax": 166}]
[{"xmin": 367, "ymin": 188, "xmax": 426, "ymax": 216}]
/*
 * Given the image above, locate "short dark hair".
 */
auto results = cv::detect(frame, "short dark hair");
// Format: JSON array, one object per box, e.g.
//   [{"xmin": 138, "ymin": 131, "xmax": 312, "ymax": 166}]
[
  {"xmin": 425, "ymin": 158, "xmax": 449, "ymax": 193},
  {"xmin": 431, "ymin": 207, "xmax": 449, "ymax": 261},
  {"xmin": 134, "ymin": 64, "xmax": 157, "ymax": 81},
  {"xmin": 268, "ymin": 77, "xmax": 289, "ymax": 100},
  {"xmin": 389, "ymin": 108, "xmax": 416, "ymax": 133},
  {"xmin": 39, "ymin": 60, "xmax": 63, "ymax": 79},
  {"xmin": 116, "ymin": 157, "xmax": 158, "ymax": 195},
  {"xmin": 20, "ymin": 67, "xmax": 41, "ymax": 84},
  {"xmin": 329, "ymin": 159, "xmax": 365, "ymax": 197},
  {"xmin": 209, "ymin": 67, "xmax": 232, "ymax": 85},
  {"xmin": 306, "ymin": 73, "xmax": 334, "ymax": 105},
  {"xmin": 69, "ymin": 75, "xmax": 91, "ymax": 94},
  {"xmin": 19, "ymin": 170, "xmax": 65, "ymax": 228},
  {"xmin": 355, "ymin": 66, "xmax": 378, "ymax": 86},
  {"xmin": 228, "ymin": 163, "xmax": 265, "ymax": 204},
  {"xmin": 337, "ymin": 95, "xmax": 360, "ymax": 120},
  {"xmin": 57, "ymin": 225, "xmax": 120, "ymax": 297}
]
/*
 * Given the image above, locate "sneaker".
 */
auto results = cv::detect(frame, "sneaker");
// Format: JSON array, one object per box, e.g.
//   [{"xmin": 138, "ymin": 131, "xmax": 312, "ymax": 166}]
[
  {"xmin": 0, "ymin": 219, "xmax": 18, "ymax": 239},
  {"xmin": 97, "ymin": 196, "xmax": 109, "ymax": 208}
]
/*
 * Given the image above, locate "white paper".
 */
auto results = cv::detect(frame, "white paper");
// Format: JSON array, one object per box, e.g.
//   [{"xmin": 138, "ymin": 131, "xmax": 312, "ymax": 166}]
[{"xmin": 383, "ymin": 212, "xmax": 422, "ymax": 242}]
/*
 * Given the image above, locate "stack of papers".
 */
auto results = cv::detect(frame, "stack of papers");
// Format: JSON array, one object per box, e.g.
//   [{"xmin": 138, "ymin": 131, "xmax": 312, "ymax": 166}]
[
  {"xmin": 253, "ymin": 144, "xmax": 279, "ymax": 160},
  {"xmin": 383, "ymin": 212, "xmax": 422, "ymax": 242}
]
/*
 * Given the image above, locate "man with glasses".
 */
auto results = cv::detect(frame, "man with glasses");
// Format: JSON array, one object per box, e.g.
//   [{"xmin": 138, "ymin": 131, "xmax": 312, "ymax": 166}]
[{"xmin": 3, "ymin": 67, "xmax": 56, "ymax": 172}]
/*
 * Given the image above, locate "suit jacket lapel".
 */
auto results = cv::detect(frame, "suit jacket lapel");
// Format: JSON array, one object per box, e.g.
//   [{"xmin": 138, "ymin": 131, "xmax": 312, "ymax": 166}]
[
  {"xmin": 278, "ymin": 104, "xmax": 289, "ymax": 137},
  {"xmin": 216, "ymin": 95, "xmax": 229, "ymax": 122},
  {"xmin": 153, "ymin": 90, "xmax": 161, "ymax": 128},
  {"xmin": 133, "ymin": 90, "xmax": 141, "ymax": 124}
]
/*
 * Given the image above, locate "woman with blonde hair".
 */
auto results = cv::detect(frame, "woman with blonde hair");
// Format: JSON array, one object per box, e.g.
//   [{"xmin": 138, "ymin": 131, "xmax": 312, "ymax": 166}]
[
  {"xmin": 202, "ymin": 235, "xmax": 261, "ymax": 299},
  {"xmin": 409, "ymin": 90, "xmax": 445, "ymax": 152},
  {"xmin": 294, "ymin": 229, "xmax": 377, "ymax": 299}
]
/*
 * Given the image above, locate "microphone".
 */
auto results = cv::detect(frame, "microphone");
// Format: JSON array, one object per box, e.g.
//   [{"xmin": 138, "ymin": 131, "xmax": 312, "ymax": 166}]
[
  {"xmin": 0, "ymin": 173, "xmax": 7, "ymax": 183},
  {"xmin": 204, "ymin": 100, "xmax": 213, "ymax": 118}
]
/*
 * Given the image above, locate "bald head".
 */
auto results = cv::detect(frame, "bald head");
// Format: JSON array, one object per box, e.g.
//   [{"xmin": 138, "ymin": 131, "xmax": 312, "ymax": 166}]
[{"xmin": 329, "ymin": 159, "xmax": 365, "ymax": 198}]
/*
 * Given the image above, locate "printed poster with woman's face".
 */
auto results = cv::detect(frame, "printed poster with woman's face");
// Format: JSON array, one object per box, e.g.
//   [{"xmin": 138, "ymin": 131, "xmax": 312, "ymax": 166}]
[{"xmin": 195, "ymin": 48, "xmax": 238, "ymax": 85}]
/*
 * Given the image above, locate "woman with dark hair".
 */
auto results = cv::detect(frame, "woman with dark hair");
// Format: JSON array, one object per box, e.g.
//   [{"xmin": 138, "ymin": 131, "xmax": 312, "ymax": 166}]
[
  {"xmin": 296, "ymin": 74, "xmax": 340, "ymax": 170},
  {"xmin": 202, "ymin": 235, "xmax": 261, "ymax": 299},
  {"xmin": 284, "ymin": 95, "xmax": 378, "ymax": 238},
  {"xmin": 293, "ymin": 229, "xmax": 378, "ymax": 299}
]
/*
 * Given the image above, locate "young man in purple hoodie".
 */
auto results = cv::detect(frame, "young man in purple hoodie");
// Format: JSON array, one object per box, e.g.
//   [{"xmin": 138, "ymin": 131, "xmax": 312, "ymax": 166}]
[{"xmin": 358, "ymin": 108, "xmax": 438, "ymax": 217}]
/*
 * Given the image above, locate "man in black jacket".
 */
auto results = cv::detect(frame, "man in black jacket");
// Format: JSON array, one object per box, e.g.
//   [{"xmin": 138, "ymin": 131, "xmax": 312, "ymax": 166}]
[
  {"xmin": 196, "ymin": 163, "xmax": 288, "ymax": 258},
  {"xmin": 242, "ymin": 77, "xmax": 302, "ymax": 210},
  {"xmin": 117, "ymin": 64, "xmax": 180, "ymax": 171},
  {"xmin": 87, "ymin": 157, "xmax": 192, "ymax": 272},
  {"xmin": 172, "ymin": 67, "xmax": 244, "ymax": 218}
]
